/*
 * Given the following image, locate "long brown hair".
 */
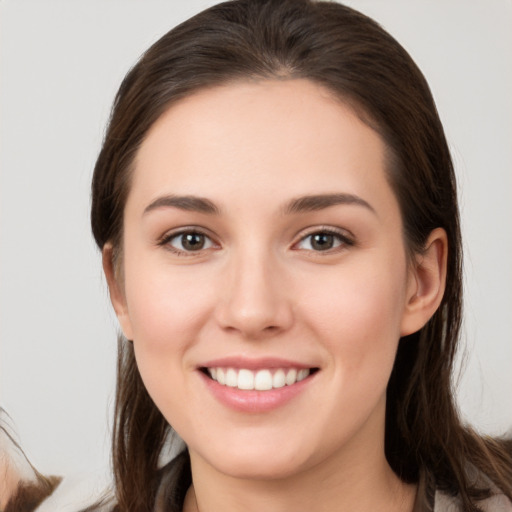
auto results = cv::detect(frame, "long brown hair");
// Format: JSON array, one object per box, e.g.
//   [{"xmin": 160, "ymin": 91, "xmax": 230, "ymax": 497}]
[{"xmin": 90, "ymin": 1, "xmax": 512, "ymax": 511}]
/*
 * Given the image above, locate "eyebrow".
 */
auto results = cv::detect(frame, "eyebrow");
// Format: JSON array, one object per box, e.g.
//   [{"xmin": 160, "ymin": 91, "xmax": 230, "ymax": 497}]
[
  {"xmin": 283, "ymin": 193, "xmax": 376, "ymax": 216},
  {"xmin": 143, "ymin": 195, "xmax": 220, "ymax": 215},
  {"xmin": 143, "ymin": 192, "xmax": 376, "ymax": 217}
]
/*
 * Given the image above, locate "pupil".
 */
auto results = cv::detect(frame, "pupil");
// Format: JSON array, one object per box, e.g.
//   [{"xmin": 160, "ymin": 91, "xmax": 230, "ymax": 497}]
[
  {"xmin": 182, "ymin": 233, "xmax": 204, "ymax": 250},
  {"xmin": 312, "ymin": 233, "xmax": 333, "ymax": 251}
]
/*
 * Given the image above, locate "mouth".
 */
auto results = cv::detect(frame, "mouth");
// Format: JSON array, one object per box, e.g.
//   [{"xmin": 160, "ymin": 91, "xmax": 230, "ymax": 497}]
[{"xmin": 200, "ymin": 366, "xmax": 319, "ymax": 391}]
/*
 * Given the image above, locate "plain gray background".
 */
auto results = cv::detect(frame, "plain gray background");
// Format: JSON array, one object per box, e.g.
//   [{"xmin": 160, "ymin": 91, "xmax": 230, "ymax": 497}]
[{"xmin": 1, "ymin": 0, "xmax": 511, "ymax": 476}]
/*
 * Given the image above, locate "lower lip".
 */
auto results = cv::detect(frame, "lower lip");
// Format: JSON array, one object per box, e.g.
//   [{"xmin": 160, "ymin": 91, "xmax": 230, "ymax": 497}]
[{"xmin": 199, "ymin": 371, "xmax": 316, "ymax": 413}]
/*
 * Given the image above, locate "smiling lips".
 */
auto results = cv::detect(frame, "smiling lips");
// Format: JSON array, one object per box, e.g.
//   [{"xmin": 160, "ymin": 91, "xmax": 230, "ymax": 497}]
[
  {"xmin": 206, "ymin": 367, "xmax": 312, "ymax": 391},
  {"xmin": 200, "ymin": 359, "xmax": 319, "ymax": 412}
]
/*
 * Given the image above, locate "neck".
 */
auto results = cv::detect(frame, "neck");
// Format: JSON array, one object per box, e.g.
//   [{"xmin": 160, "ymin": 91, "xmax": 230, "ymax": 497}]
[{"xmin": 185, "ymin": 457, "xmax": 416, "ymax": 512}]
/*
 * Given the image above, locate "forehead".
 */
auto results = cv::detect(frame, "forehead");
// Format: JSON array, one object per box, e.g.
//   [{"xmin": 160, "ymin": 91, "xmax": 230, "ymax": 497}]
[{"xmin": 129, "ymin": 79, "xmax": 395, "ymax": 216}]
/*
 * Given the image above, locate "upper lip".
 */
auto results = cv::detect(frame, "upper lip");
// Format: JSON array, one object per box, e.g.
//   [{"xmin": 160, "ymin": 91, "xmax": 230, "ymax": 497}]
[{"xmin": 199, "ymin": 356, "xmax": 317, "ymax": 371}]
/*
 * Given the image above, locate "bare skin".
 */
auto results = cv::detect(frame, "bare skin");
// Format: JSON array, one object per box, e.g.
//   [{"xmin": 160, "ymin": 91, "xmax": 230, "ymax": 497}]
[
  {"xmin": 0, "ymin": 458, "xmax": 20, "ymax": 509},
  {"xmin": 182, "ymin": 437, "xmax": 418, "ymax": 512}
]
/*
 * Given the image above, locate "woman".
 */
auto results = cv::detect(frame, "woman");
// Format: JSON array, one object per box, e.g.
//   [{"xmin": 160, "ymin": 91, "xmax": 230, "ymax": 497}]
[{"xmin": 88, "ymin": 0, "xmax": 511, "ymax": 511}]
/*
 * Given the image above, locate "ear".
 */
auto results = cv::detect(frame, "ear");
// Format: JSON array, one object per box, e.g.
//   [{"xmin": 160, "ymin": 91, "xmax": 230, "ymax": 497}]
[
  {"xmin": 400, "ymin": 228, "xmax": 448, "ymax": 336},
  {"xmin": 102, "ymin": 244, "xmax": 134, "ymax": 340}
]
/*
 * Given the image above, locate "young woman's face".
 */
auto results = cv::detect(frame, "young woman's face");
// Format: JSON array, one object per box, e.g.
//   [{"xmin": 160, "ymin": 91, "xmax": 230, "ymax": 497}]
[{"xmin": 111, "ymin": 79, "xmax": 420, "ymax": 479}]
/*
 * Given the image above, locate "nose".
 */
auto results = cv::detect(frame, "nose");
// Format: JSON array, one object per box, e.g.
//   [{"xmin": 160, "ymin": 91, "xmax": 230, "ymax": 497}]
[{"xmin": 214, "ymin": 249, "xmax": 294, "ymax": 339}]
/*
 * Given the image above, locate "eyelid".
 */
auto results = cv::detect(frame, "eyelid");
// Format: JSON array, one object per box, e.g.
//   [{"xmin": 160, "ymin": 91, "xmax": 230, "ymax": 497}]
[
  {"xmin": 156, "ymin": 225, "xmax": 354, "ymax": 256},
  {"xmin": 292, "ymin": 225, "xmax": 355, "ymax": 253},
  {"xmin": 157, "ymin": 226, "xmax": 219, "ymax": 255}
]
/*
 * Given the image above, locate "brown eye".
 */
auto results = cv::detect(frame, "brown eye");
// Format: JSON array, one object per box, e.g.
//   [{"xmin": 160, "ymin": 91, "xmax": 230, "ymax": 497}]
[
  {"xmin": 310, "ymin": 233, "xmax": 336, "ymax": 251},
  {"xmin": 181, "ymin": 233, "xmax": 206, "ymax": 250},
  {"xmin": 166, "ymin": 231, "xmax": 214, "ymax": 253},
  {"xmin": 296, "ymin": 230, "xmax": 352, "ymax": 252}
]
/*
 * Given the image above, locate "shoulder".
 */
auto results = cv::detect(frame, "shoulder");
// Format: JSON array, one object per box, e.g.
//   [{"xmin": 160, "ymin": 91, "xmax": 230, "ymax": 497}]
[
  {"xmin": 433, "ymin": 466, "xmax": 512, "ymax": 512},
  {"xmin": 435, "ymin": 490, "xmax": 512, "ymax": 512},
  {"xmin": 414, "ymin": 466, "xmax": 512, "ymax": 512}
]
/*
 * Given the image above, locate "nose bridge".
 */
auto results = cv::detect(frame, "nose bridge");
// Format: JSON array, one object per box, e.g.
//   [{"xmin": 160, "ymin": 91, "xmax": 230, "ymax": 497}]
[{"xmin": 216, "ymin": 241, "xmax": 292, "ymax": 337}]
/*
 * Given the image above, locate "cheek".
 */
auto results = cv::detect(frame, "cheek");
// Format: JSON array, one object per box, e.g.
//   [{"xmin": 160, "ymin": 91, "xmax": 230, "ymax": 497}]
[
  {"xmin": 123, "ymin": 256, "xmax": 213, "ymax": 348},
  {"xmin": 299, "ymin": 256, "xmax": 408, "ymax": 382},
  {"xmin": 294, "ymin": 265, "xmax": 407, "ymax": 450},
  {"xmin": 121, "ymin": 253, "xmax": 217, "ymax": 400},
  {"xmin": 124, "ymin": 268, "xmax": 216, "ymax": 424},
  {"xmin": 304, "ymin": 258, "xmax": 406, "ymax": 332}
]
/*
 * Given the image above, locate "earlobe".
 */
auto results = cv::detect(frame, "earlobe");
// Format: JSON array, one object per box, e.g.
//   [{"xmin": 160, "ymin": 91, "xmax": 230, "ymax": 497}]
[
  {"xmin": 400, "ymin": 228, "xmax": 448, "ymax": 336},
  {"xmin": 102, "ymin": 244, "xmax": 134, "ymax": 340}
]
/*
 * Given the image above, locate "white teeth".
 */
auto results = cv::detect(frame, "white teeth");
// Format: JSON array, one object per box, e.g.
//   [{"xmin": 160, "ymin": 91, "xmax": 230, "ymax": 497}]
[
  {"xmin": 226, "ymin": 368, "xmax": 238, "ymax": 387},
  {"xmin": 285, "ymin": 368, "xmax": 297, "ymax": 386},
  {"xmin": 254, "ymin": 370, "xmax": 273, "ymax": 391},
  {"xmin": 238, "ymin": 369, "xmax": 254, "ymax": 390},
  {"xmin": 297, "ymin": 369, "xmax": 309, "ymax": 382},
  {"xmin": 272, "ymin": 369, "xmax": 286, "ymax": 388},
  {"xmin": 206, "ymin": 367, "xmax": 312, "ymax": 390}
]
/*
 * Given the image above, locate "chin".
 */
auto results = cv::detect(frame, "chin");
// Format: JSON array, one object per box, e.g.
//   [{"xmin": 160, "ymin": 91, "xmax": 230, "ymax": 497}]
[
  {"xmin": 190, "ymin": 432, "xmax": 323, "ymax": 482},
  {"xmin": 213, "ymin": 453, "xmax": 308, "ymax": 481}
]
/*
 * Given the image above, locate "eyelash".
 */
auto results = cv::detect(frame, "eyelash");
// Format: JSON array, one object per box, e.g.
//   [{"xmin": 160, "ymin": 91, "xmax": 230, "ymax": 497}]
[
  {"xmin": 158, "ymin": 226, "xmax": 354, "ymax": 257},
  {"xmin": 158, "ymin": 228, "xmax": 216, "ymax": 256},
  {"xmin": 294, "ymin": 227, "xmax": 355, "ymax": 254}
]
